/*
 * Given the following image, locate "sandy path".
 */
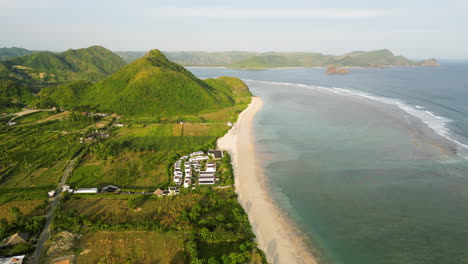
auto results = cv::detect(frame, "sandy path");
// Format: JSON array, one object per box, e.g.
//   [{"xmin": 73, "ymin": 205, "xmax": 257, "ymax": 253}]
[{"xmin": 218, "ymin": 97, "xmax": 318, "ymax": 264}]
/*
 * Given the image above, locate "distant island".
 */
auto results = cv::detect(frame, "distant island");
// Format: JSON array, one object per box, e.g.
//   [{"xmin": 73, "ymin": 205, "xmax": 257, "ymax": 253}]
[{"xmin": 113, "ymin": 49, "xmax": 440, "ymax": 69}]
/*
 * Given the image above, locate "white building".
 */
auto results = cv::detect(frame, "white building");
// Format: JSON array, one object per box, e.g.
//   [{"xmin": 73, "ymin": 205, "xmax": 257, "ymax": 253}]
[
  {"xmin": 192, "ymin": 151, "xmax": 204, "ymax": 156},
  {"xmin": 184, "ymin": 179, "xmax": 192, "ymax": 188},
  {"xmin": 0, "ymin": 255, "xmax": 25, "ymax": 264},
  {"xmin": 73, "ymin": 188, "xmax": 98, "ymax": 194},
  {"xmin": 174, "ymin": 176, "xmax": 181, "ymax": 184},
  {"xmin": 47, "ymin": 190, "xmax": 55, "ymax": 198}
]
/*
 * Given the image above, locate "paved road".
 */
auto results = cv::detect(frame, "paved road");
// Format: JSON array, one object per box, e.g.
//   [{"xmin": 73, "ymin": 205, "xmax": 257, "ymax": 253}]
[
  {"xmin": 5, "ymin": 109, "xmax": 52, "ymax": 125},
  {"xmin": 29, "ymin": 151, "xmax": 82, "ymax": 264}
]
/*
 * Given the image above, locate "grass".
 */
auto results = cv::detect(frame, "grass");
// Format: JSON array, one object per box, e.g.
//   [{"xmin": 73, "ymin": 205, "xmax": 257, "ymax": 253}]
[
  {"xmin": 0, "ymin": 200, "xmax": 46, "ymax": 222},
  {"xmin": 75, "ymin": 231, "xmax": 187, "ymax": 264},
  {"xmin": 67, "ymin": 122, "xmax": 231, "ymax": 188},
  {"xmin": 69, "ymin": 164, "xmax": 105, "ymax": 188}
]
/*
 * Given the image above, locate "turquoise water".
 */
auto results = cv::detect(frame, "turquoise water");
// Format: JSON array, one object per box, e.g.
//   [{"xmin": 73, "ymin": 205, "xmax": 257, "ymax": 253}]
[{"xmin": 190, "ymin": 64, "xmax": 468, "ymax": 264}]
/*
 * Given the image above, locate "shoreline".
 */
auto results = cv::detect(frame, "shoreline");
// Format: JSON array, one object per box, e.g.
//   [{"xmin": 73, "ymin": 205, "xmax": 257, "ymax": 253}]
[{"xmin": 218, "ymin": 97, "xmax": 318, "ymax": 264}]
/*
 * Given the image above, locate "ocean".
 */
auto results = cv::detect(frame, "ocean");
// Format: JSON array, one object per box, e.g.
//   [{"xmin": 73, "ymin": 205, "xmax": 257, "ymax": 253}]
[{"xmin": 189, "ymin": 62, "xmax": 468, "ymax": 264}]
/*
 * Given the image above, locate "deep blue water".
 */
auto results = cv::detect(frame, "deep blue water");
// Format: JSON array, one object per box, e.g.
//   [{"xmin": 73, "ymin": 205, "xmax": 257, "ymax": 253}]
[{"xmin": 189, "ymin": 63, "xmax": 468, "ymax": 264}]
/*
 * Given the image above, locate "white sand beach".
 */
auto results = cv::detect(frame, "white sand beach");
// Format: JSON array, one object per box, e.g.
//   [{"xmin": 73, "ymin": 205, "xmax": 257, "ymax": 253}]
[{"xmin": 218, "ymin": 97, "xmax": 318, "ymax": 264}]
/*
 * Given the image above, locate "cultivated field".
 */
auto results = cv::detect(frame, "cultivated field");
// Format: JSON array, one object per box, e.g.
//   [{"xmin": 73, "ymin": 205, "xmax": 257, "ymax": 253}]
[{"xmin": 75, "ymin": 231, "xmax": 186, "ymax": 264}]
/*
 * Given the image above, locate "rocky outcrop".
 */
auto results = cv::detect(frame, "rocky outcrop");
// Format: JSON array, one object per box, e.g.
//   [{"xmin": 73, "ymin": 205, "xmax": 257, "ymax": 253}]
[
  {"xmin": 419, "ymin": 58, "xmax": 440, "ymax": 67},
  {"xmin": 326, "ymin": 66, "xmax": 350, "ymax": 75}
]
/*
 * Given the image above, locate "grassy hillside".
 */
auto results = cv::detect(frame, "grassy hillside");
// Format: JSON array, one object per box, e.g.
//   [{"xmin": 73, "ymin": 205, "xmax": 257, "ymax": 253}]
[
  {"xmin": 230, "ymin": 49, "xmax": 439, "ymax": 68},
  {"xmin": 0, "ymin": 47, "xmax": 34, "ymax": 61},
  {"xmin": 32, "ymin": 80, "xmax": 93, "ymax": 109},
  {"xmin": 38, "ymin": 50, "xmax": 247, "ymax": 117},
  {"xmin": 7, "ymin": 46, "xmax": 126, "ymax": 82}
]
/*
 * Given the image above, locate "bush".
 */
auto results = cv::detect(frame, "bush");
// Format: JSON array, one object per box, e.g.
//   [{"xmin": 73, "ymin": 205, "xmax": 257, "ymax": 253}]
[{"xmin": 9, "ymin": 243, "xmax": 33, "ymax": 255}]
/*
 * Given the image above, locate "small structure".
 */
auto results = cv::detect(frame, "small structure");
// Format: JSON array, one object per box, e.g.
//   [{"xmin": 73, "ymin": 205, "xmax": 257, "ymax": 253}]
[
  {"xmin": 169, "ymin": 187, "xmax": 178, "ymax": 195},
  {"xmin": 2, "ymin": 233, "xmax": 29, "ymax": 247},
  {"xmin": 208, "ymin": 150, "xmax": 224, "ymax": 160},
  {"xmin": 7, "ymin": 122, "xmax": 16, "ymax": 126},
  {"xmin": 62, "ymin": 185, "xmax": 73, "ymax": 193},
  {"xmin": 73, "ymin": 188, "xmax": 98, "ymax": 194},
  {"xmin": 227, "ymin": 121, "xmax": 233, "ymax": 127},
  {"xmin": 113, "ymin": 124, "xmax": 124, "ymax": 127},
  {"xmin": 0, "ymin": 255, "xmax": 25, "ymax": 264},
  {"xmin": 154, "ymin": 189, "xmax": 164, "ymax": 196},
  {"xmin": 101, "ymin": 185, "xmax": 121, "ymax": 193},
  {"xmin": 48, "ymin": 190, "xmax": 56, "ymax": 198}
]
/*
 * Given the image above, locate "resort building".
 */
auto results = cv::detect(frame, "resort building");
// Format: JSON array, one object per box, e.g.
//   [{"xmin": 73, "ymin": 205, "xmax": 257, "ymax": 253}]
[
  {"xmin": 191, "ymin": 151, "xmax": 204, "ymax": 156},
  {"xmin": 208, "ymin": 150, "xmax": 224, "ymax": 160}
]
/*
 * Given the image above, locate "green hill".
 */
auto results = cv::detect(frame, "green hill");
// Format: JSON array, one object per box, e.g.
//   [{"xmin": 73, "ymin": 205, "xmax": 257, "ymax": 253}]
[
  {"xmin": 8, "ymin": 46, "xmax": 126, "ymax": 82},
  {"xmin": 32, "ymin": 80, "xmax": 93, "ymax": 109},
  {"xmin": 35, "ymin": 50, "xmax": 250, "ymax": 116},
  {"xmin": 230, "ymin": 49, "xmax": 439, "ymax": 68},
  {"xmin": 0, "ymin": 47, "xmax": 34, "ymax": 61},
  {"xmin": 0, "ymin": 62, "xmax": 35, "ymax": 110}
]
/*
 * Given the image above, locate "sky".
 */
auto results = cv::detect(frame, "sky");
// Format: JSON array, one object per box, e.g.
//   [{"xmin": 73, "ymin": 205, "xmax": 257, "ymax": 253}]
[{"xmin": 1, "ymin": 0, "xmax": 468, "ymax": 59}]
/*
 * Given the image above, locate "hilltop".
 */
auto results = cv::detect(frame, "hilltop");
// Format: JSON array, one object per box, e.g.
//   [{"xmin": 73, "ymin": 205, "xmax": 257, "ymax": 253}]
[
  {"xmin": 6, "ymin": 46, "xmax": 126, "ymax": 82},
  {"xmin": 35, "ymin": 50, "xmax": 250, "ymax": 116},
  {"xmin": 0, "ymin": 47, "xmax": 34, "ymax": 61}
]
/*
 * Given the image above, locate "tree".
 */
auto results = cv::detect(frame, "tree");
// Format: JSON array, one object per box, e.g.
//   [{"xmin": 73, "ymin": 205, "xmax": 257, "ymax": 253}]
[
  {"xmin": 0, "ymin": 218, "xmax": 8, "ymax": 239},
  {"xmin": 10, "ymin": 206, "xmax": 23, "ymax": 222}
]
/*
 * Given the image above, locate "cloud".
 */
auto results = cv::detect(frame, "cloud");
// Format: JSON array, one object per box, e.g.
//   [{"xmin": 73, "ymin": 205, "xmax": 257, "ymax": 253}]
[{"xmin": 149, "ymin": 7, "xmax": 393, "ymax": 20}]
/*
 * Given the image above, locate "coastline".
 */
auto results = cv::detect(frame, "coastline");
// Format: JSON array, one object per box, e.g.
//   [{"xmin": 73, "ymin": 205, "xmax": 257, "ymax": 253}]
[{"xmin": 218, "ymin": 97, "xmax": 318, "ymax": 264}]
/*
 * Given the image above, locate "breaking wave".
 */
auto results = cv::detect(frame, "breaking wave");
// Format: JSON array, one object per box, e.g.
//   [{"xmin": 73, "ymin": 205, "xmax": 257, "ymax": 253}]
[{"xmin": 244, "ymin": 79, "xmax": 468, "ymax": 156}]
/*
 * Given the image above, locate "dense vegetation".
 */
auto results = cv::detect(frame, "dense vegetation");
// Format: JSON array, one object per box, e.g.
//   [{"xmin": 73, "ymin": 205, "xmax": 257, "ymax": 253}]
[
  {"xmin": 6, "ymin": 46, "xmax": 126, "ymax": 82},
  {"xmin": 0, "ymin": 47, "xmax": 34, "ymax": 61}
]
